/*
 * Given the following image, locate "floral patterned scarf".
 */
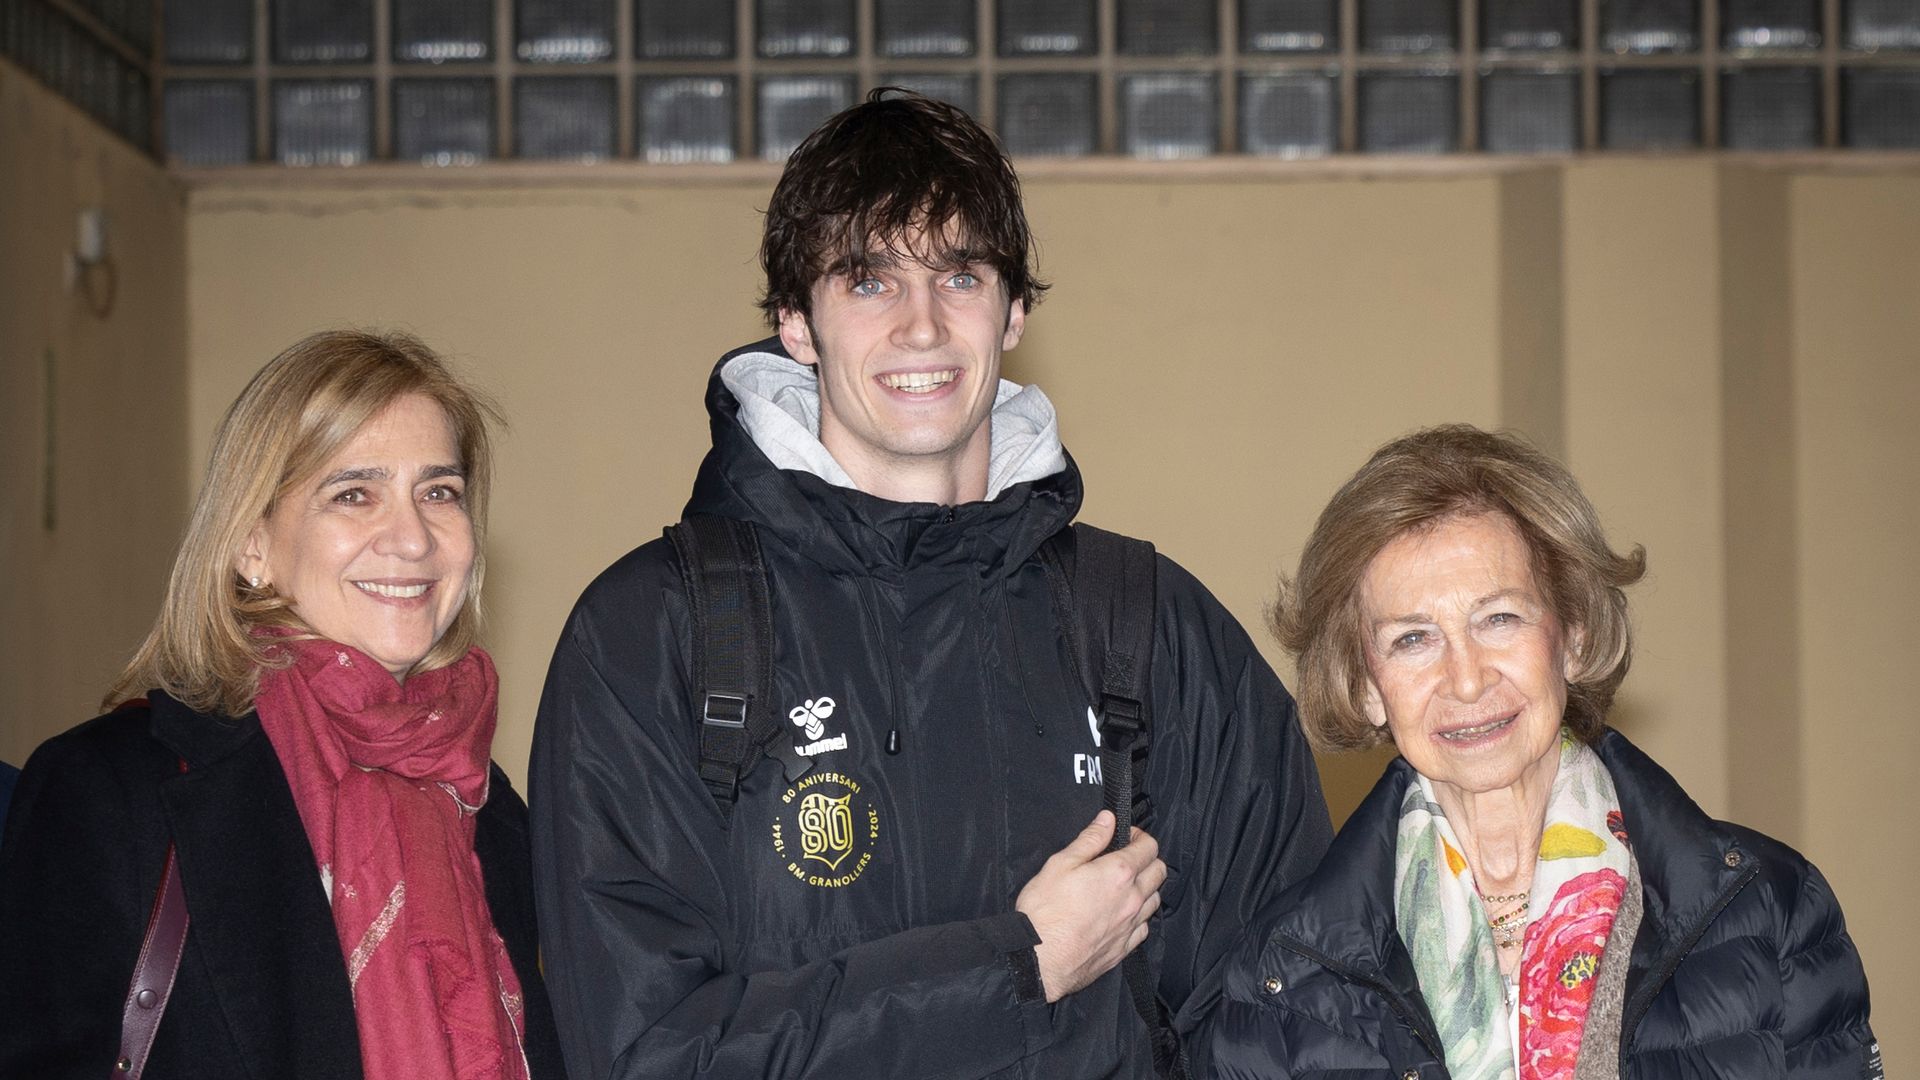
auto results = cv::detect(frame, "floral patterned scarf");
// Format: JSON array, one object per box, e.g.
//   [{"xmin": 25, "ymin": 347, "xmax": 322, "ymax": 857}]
[{"xmin": 1393, "ymin": 732, "xmax": 1632, "ymax": 1080}]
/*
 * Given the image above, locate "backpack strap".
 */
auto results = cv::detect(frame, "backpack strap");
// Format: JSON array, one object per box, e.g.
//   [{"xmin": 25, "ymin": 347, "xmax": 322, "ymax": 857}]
[
  {"xmin": 1037, "ymin": 524, "xmax": 1187, "ymax": 1078},
  {"xmin": 666, "ymin": 515, "xmax": 809, "ymax": 812},
  {"xmin": 1038, "ymin": 524, "xmax": 1157, "ymax": 842}
]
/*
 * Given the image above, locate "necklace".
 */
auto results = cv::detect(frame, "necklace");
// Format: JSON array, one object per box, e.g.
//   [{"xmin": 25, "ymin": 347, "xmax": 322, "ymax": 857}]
[{"xmin": 1482, "ymin": 890, "xmax": 1531, "ymax": 950}]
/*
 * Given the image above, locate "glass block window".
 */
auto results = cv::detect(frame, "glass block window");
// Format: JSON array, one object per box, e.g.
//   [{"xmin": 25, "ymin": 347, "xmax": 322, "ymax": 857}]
[
  {"xmin": 1118, "ymin": 0, "xmax": 1218, "ymax": 56},
  {"xmin": 637, "ymin": 0, "xmax": 735, "ymax": 58},
  {"xmin": 1121, "ymin": 73, "xmax": 1218, "ymax": 157},
  {"xmin": 1601, "ymin": 0, "xmax": 1699, "ymax": 51},
  {"xmin": 78, "ymin": 0, "xmax": 153, "ymax": 53},
  {"xmin": 1482, "ymin": 70, "xmax": 1579, "ymax": 151},
  {"xmin": 1360, "ymin": 71, "xmax": 1460, "ymax": 151},
  {"xmin": 1844, "ymin": 69, "xmax": 1920, "ymax": 148},
  {"xmin": 1845, "ymin": 0, "xmax": 1920, "ymax": 50},
  {"xmin": 758, "ymin": 74, "xmax": 857, "ymax": 159},
  {"xmin": 998, "ymin": 0, "xmax": 1095, "ymax": 55},
  {"xmin": 394, "ymin": 0, "xmax": 492, "ymax": 62},
  {"xmin": 394, "ymin": 78, "xmax": 494, "ymax": 163},
  {"xmin": 515, "ymin": 76, "xmax": 616, "ymax": 158},
  {"xmin": 1722, "ymin": 67, "xmax": 1819, "ymax": 148},
  {"xmin": 1723, "ymin": 0, "xmax": 1819, "ymax": 48},
  {"xmin": 1483, "ymin": 0, "xmax": 1579, "ymax": 49},
  {"xmin": 877, "ymin": 0, "xmax": 975, "ymax": 57},
  {"xmin": 997, "ymin": 73, "xmax": 1098, "ymax": 154},
  {"xmin": 274, "ymin": 79, "xmax": 374, "ymax": 164},
  {"xmin": 637, "ymin": 75, "xmax": 737, "ymax": 162},
  {"xmin": 1240, "ymin": 72, "xmax": 1338, "ymax": 155},
  {"xmin": 1602, "ymin": 69, "xmax": 1700, "ymax": 147},
  {"xmin": 137, "ymin": 0, "xmax": 1920, "ymax": 164},
  {"xmin": 758, "ymin": 0, "xmax": 855, "ymax": 57},
  {"xmin": 274, "ymin": 0, "xmax": 374, "ymax": 63},
  {"xmin": 887, "ymin": 74, "xmax": 981, "ymax": 116},
  {"xmin": 1364, "ymin": 0, "xmax": 1457, "ymax": 52},
  {"xmin": 166, "ymin": 0, "xmax": 251, "ymax": 64},
  {"xmin": 165, "ymin": 80, "xmax": 253, "ymax": 165},
  {"xmin": 517, "ymin": 0, "xmax": 614, "ymax": 62},
  {"xmin": 1243, "ymin": 0, "xmax": 1338, "ymax": 51}
]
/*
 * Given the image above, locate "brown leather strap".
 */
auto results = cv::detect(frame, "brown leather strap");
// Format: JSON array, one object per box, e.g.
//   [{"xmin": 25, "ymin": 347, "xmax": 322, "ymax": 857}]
[{"xmin": 114, "ymin": 842, "xmax": 190, "ymax": 1078}]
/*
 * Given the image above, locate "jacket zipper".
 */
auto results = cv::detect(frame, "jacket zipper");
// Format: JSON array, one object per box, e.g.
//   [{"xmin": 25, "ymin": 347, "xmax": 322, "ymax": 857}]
[
  {"xmin": 1616, "ymin": 859, "xmax": 1760, "ymax": 1072},
  {"xmin": 853, "ymin": 577, "xmax": 906, "ymax": 755},
  {"xmin": 1275, "ymin": 937, "xmax": 1447, "ymax": 1064}
]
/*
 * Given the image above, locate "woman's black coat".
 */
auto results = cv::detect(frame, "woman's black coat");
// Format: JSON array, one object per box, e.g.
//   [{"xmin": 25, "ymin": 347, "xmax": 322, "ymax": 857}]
[
  {"xmin": 0, "ymin": 690, "xmax": 565, "ymax": 1080},
  {"xmin": 1191, "ymin": 730, "xmax": 1880, "ymax": 1080}
]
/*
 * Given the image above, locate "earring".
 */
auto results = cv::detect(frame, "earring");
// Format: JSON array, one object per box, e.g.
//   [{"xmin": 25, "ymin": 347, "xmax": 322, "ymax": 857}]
[{"xmin": 249, "ymin": 576, "xmax": 262, "ymax": 588}]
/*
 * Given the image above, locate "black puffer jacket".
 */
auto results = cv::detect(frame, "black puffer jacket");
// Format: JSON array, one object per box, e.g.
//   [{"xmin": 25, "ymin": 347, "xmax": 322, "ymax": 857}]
[
  {"xmin": 530, "ymin": 342, "xmax": 1332, "ymax": 1080},
  {"xmin": 1193, "ymin": 729, "xmax": 1879, "ymax": 1080}
]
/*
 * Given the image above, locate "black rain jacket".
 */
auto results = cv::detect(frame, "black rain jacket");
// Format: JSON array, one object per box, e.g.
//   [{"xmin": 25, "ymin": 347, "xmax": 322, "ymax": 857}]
[
  {"xmin": 529, "ymin": 342, "xmax": 1333, "ymax": 1080},
  {"xmin": 1192, "ymin": 729, "xmax": 1879, "ymax": 1080}
]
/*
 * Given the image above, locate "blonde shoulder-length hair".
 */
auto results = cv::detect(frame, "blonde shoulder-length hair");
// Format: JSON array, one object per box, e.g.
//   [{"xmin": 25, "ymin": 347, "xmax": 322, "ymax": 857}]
[
  {"xmin": 1272, "ymin": 424, "xmax": 1646, "ymax": 753},
  {"xmin": 106, "ymin": 330, "xmax": 501, "ymax": 717}
]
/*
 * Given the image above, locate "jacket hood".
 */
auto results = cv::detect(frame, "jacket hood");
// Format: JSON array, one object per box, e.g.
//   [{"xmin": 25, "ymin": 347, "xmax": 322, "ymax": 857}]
[{"xmin": 684, "ymin": 338, "xmax": 1080, "ymax": 577}]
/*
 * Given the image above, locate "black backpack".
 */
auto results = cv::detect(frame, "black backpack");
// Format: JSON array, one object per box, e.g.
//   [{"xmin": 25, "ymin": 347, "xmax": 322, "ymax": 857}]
[{"xmin": 664, "ymin": 514, "xmax": 1186, "ymax": 1077}]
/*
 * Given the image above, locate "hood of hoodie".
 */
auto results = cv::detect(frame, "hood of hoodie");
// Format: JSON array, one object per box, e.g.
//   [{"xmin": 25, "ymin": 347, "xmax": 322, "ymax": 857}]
[{"xmin": 684, "ymin": 338, "xmax": 1080, "ymax": 578}]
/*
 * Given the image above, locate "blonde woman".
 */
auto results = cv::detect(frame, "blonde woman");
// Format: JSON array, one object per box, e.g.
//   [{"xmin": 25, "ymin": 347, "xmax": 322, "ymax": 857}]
[{"xmin": 0, "ymin": 331, "xmax": 561, "ymax": 1080}]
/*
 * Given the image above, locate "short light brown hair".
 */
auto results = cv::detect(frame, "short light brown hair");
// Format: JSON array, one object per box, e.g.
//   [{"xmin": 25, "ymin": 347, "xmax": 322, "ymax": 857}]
[
  {"xmin": 1273, "ymin": 424, "xmax": 1646, "ymax": 753},
  {"xmin": 106, "ymin": 330, "xmax": 501, "ymax": 716}
]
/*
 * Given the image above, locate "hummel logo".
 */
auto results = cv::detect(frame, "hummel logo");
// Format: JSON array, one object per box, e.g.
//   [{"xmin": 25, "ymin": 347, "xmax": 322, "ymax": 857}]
[
  {"xmin": 790, "ymin": 696, "xmax": 848, "ymax": 758},
  {"xmin": 789, "ymin": 697, "xmax": 835, "ymax": 740}
]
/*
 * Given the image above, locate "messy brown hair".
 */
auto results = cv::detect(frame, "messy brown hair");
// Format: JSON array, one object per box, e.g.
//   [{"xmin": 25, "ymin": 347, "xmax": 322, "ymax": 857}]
[{"xmin": 759, "ymin": 88, "xmax": 1048, "ymax": 325}]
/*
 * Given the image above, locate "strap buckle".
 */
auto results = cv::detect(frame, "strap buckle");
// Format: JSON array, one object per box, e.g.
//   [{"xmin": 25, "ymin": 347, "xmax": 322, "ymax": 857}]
[
  {"xmin": 703, "ymin": 691, "xmax": 748, "ymax": 729},
  {"xmin": 1098, "ymin": 693, "xmax": 1145, "ymax": 743}
]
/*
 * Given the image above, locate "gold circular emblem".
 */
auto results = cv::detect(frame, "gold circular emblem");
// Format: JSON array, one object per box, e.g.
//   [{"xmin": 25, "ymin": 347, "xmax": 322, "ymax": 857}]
[{"xmin": 770, "ymin": 771, "xmax": 880, "ymax": 889}]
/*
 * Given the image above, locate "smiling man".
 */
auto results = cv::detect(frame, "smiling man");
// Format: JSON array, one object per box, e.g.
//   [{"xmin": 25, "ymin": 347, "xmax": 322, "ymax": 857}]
[{"xmin": 530, "ymin": 90, "xmax": 1331, "ymax": 1080}]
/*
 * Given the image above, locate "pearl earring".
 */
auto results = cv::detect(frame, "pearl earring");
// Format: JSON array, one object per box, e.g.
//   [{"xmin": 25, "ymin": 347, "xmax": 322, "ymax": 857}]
[{"xmin": 249, "ymin": 576, "xmax": 262, "ymax": 588}]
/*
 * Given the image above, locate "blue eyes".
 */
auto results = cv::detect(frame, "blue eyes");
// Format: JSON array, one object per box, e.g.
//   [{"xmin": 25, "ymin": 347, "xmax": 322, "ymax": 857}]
[{"xmin": 848, "ymin": 271, "xmax": 982, "ymax": 296}]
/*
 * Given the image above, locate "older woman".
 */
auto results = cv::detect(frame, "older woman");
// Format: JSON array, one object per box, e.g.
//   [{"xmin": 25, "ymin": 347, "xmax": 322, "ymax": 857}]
[
  {"xmin": 1195, "ymin": 425, "xmax": 1876, "ymax": 1080},
  {"xmin": 0, "ymin": 331, "xmax": 561, "ymax": 1080}
]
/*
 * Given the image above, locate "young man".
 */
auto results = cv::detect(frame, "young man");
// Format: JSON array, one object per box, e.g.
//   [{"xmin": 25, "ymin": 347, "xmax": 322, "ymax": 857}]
[{"xmin": 531, "ymin": 90, "xmax": 1330, "ymax": 1079}]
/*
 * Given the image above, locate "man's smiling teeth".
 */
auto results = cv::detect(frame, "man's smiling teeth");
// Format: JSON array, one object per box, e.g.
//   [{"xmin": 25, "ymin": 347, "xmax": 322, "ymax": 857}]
[
  {"xmin": 355, "ymin": 581, "xmax": 429, "ymax": 599},
  {"xmin": 878, "ymin": 370, "xmax": 958, "ymax": 393},
  {"xmin": 1441, "ymin": 715, "xmax": 1514, "ymax": 740}
]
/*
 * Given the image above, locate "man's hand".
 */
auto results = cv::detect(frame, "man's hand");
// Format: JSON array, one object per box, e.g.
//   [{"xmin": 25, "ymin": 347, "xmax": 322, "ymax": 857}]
[{"xmin": 1014, "ymin": 810, "xmax": 1168, "ymax": 1003}]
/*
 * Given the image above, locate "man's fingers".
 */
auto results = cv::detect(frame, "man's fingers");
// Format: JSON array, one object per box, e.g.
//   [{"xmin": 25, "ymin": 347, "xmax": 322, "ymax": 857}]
[
  {"xmin": 1060, "ymin": 810, "xmax": 1116, "ymax": 861},
  {"xmin": 1138, "ymin": 857, "xmax": 1168, "ymax": 895},
  {"xmin": 1107, "ymin": 827, "xmax": 1160, "ymax": 872}
]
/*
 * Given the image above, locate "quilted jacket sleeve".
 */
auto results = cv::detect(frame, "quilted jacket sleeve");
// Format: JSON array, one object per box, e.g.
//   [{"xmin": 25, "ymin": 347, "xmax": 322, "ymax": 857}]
[{"xmin": 1775, "ymin": 857, "xmax": 1879, "ymax": 1079}]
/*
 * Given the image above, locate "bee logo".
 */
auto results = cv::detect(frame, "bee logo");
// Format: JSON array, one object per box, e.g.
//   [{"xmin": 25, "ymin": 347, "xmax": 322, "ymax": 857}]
[{"xmin": 789, "ymin": 696, "xmax": 835, "ymax": 741}]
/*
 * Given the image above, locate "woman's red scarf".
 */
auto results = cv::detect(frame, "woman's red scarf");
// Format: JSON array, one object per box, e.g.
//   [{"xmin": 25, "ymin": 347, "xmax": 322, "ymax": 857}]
[{"xmin": 255, "ymin": 637, "xmax": 529, "ymax": 1080}]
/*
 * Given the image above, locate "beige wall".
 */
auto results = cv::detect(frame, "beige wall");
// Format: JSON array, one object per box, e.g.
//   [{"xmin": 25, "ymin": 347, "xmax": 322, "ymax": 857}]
[
  {"xmin": 1790, "ymin": 173, "xmax": 1920, "ymax": 1070},
  {"xmin": 0, "ymin": 63, "xmax": 189, "ymax": 769},
  {"xmin": 3, "ymin": 118, "xmax": 1912, "ymax": 1062}
]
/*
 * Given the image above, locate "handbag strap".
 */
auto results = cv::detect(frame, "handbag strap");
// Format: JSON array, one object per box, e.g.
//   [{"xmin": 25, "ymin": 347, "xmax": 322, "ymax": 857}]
[{"xmin": 114, "ymin": 779, "xmax": 190, "ymax": 1077}]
